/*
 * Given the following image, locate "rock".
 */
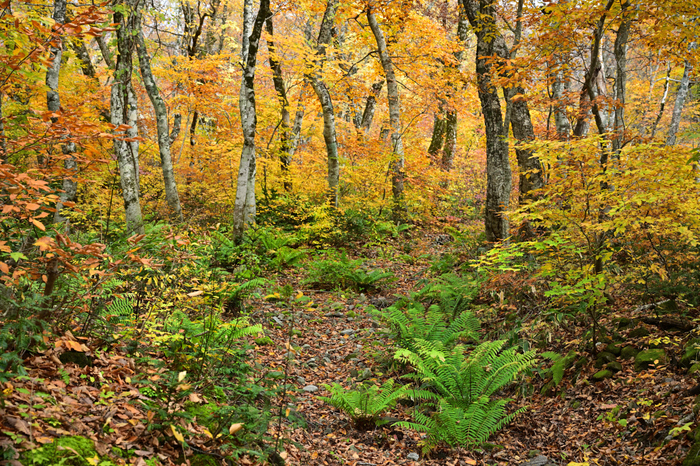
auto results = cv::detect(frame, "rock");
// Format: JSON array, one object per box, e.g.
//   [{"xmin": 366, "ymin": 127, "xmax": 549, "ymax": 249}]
[
  {"xmin": 303, "ymin": 385, "xmax": 318, "ymax": 393},
  {"xmin": 575, "ymin": 356, "xmax": 588, "ymax": 369},
  {"xmin": 617, "ymin": 317, "xmax": 634, "ymax": 329},
  {"xmin": 341, "ymin": 329, "xmax": 355, "ymax": 335},
  {"xmin": 629, "ymin": 327, "xmax": 650, "ymax": 338},
  {"xmin": 634, "ymin": 349, "xmax": 667, "ymax": 372},
  {"xmin": 592, "ymin": 369, "xmax": 613, "ymax": 381},
  {"xmin": 255, "ymin": 336, "xmax": 273, "ymax": 346},
  {"xmin": 594, "ymin": 352, "xmax": 617, "ymax": 369},
  {"xmin": 357, "ymin": 368, "xmax": 372, "ymax": 381},
  {"xmin": 59, "ymin": 350, "xmax": 93, "ymax": 367},
  {"xmin": 681, "ymin": 341, "xmax": 700, "ymax": 367},
  {"xmin": 519, "ymin": 455, "xmax": 550, "ymax": 466},
  {"xmin": 407, "ymin": 452, "xmax": 420, "ymax": 461},
  {"xmin": 571, "ymin": 400, "xmax": 581, "ymax": 409},
  {"xmin": 606, "ymin": 361, "xmax": 623, "ymax": 373},
  {"xmin": 272, "ymin": 316, "xmax": 284, "ymax": 326},
  {"xmin": 620, "ymin": 345, "xmax": 638, "ymax": 360},
  {"xmin": 326, "ymin": 312, "xmax": 344, "ymax": 318},
  {"xmin": 343, "ymin": 352, "xmax": 359, "ymax": 362},
  {"xmin": 605, "ymin": 344, "xmax": 622, "ymax": 356},
  {"xmin": 297, "ymin": 377, "xmax": 306, "ymax": 384}
]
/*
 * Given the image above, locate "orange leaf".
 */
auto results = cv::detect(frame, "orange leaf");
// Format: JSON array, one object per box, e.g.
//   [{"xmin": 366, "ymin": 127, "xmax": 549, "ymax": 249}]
[
  {"xmin": 26, "ymin": 203, "xmax": 40, "ymax": 211},
  {"xmin": 30, "ymin": 218, "xmax": 46, "ymax": 231},
  {"xmin": 0, "ymin": 262, "xmax": 8, "ymax": 274}
]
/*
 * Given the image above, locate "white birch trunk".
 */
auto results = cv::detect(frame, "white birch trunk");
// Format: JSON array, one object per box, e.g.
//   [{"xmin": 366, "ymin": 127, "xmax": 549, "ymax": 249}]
[
  {"xmin": 667, "ymin": 57, "xmax": 694, "ymax": 146},
  {"xmin": 46, "ymin": 0, "xmax": 77, "ymax": 226},
  {"xmin": 135, "ymin": 14, "xmax": 183, "ymax": 221},
  {"xmin": 233, "ymin": 0, "xmax": 270, "ymax": 241},
  {"xmin": 367, "ymin": 8, "xmax": 404, "ymax": 217},
  {"xmin": 112, "ymin": 0, "xmax": 144, "ymax": 235}
]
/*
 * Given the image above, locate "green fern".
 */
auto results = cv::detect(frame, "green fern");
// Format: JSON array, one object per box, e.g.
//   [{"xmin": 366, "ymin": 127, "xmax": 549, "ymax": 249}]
[
  {"xmin": 380, "ymin": 302, "xmax": 480, "ymax": 352},
  {"xmin": 394, "ymin": 340, "xmax": 535, "ymax": 452},
  {"xmin": 104, "ymin": 295, "xmax": 134, "ymax": 323},
  {"xmin": 221, "ymin": 278, "xmax": 268, "ymax": 314},
  {"xmin": 395, "ymin": 398, "xmax": 523, "ymax": 454},
  {"xmin": 319, "ymin": 379, "xmax": 434, "ymax": 431}
]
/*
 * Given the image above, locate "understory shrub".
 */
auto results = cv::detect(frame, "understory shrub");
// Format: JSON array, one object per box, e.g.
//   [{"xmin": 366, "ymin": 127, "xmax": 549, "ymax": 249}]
[{"xmin": 303, "ymin": 252, "xmax": 394, "ymax": 291}]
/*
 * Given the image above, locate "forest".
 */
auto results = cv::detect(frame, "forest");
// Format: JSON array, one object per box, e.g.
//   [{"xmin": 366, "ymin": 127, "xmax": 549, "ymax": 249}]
[{"xmin": 1, "ymin": 0, "xmax": 699, "ymax": 464}]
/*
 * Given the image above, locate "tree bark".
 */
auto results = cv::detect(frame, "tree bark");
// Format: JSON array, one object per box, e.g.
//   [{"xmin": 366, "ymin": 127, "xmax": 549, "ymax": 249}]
[
  {"xmin": 428, "ymin": 109, "xmax": 446, "ymax": 159},
  {"xmin": 307, "ymin": 0, "xmax": 340, "ymax": 208},
  {"xmin": 367, "ymin": 7, "xmax": 405, "ymax": 219},
  {"xmin": 135, "ymin": 12, "xmax": 183, "ymax": 221},
  {"xmin": 233, "ymin": 0, "xmax": 270, "ymax": 242},
  {"xmin": 461, "ymin": 0, "xmax": 512, "ymax": 242},
  {"xmin": 612, "ymin": 1, "xmax": 633, "ymax": 157},
  {"xmin": 112, "ymin": 0, "xmax": 144, "ymax": 235},
  {"xmin": 650, "ymin": 63, "xmax": 672, "ymax": 138},
  {"xmin": 359, "ymin": 80, "xmax": 383, "ymax": 135},
  {"xmin": 666, "ymin": 57, "xmax": 694, "ymax": 146},
  {"xmin": 265, "ymin": 17, "xmax": 293, "ymax": 191},
  {"xmin": 46, "ymin": 0, "xmax": 77, "ymax": 226},
  {"xmin": 573, "ymin": 0, "xmax": 615, "ymax": 139}
]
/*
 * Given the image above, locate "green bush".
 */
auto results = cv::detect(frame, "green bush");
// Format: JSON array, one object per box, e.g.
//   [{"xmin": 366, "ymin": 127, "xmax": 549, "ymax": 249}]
[{"xmin": 303, "ymin": 252, "xmax": 394, "ymax": 291}]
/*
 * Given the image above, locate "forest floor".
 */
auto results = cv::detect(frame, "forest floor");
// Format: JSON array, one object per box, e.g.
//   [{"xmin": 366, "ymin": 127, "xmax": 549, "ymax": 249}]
[{"xmin": 2, "ymin": 227, "xmax": 699, "ymax": 466}]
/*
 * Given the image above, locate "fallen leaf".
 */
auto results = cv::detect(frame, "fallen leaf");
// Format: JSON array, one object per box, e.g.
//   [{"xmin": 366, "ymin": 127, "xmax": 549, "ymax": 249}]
[{"xmin": 229, "ymin": 423, "xmax": 243, "ymax": 435}]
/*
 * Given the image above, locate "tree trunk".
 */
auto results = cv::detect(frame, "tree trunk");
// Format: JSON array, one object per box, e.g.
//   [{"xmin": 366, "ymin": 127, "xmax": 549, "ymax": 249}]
[
  {"xmin": 573, "ymin": 0, "xmax": 615, "ymax": 139},
  {"xmin": 46, "ymin": 0, "xmax": 77, "ymax": 226},
  {"xmin": 233, "ymin": 0, "xmax": 270, "ymax": 242},
  {"xmin": 288, "ymin": 83, "xmax": 307, "ymax": 158},
  {"xmin": 307, "ymin": 0, "xmax": 340, "ymax": 208},
  {"xmin": 650, "ymin": 63, "xmax": 672, "ymax": 138},
  {"xmin": 367, "ymin": 7, "xmax": 405, "ymax": 219},
  {"xmin": 462, "ymin": 0, "xmax": 512, "ymax": 242},
  {"xmin": 612, "ymin": 1, "xmax": 633, "ymax": 156},
  {"xmin": 551, "ymin": 64, "xmax": 571, "ymax": 138},
  {"xmin": 359, "ymin": 80, "xmax": 383, "ymax": 135},
  {"xmin": 265, "ymin": 17, "xmax": 292, "ymax": 191},
  {"xmin": 666, "ymin": 57, "xmax": 694, "ymax": 146},
  {"xmin": 112, "ymin": 0, "xmax": 144, "ymax": 235},
  {"xmin": 442, "ymin": 109, "xmax": 458, "ymax": 171},
  {"xmin": 135, "ymin": 12, "xmax": 183, "ymax": 221},
  {"xmin": 428, "ymin": 108, "xmax": 446, "ymax": 159},
  {"xmin": 0, "ymin": 93, "xmax": 6, "ymax": 163},
  {"xmin": 510, "ymin": 88, "xmax": 544, "ymax": 203}
]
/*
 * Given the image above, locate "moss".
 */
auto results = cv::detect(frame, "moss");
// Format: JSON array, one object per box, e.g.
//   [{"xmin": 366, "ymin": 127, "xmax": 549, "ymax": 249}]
[
  {"xmin": 634, "ymin": 349, "xmax": 667, "ymax": 372},
  {"xmin": 20, "ymin": 436, "xmax": 116, "ymax": 466},
  {"xmin": 684, "ymin": 442, "xmax": 700, "ymax": 466},
  {"xmin": 629, "ymin": 327, "xmax": 650, "ymax": 338},
  {"xmin": 594, "ymin": 352, "xmax": 617, "ymax": 369},
  {"xmin": 620, "ymin": 345, "xmax": 638, "ymax": 360},
  {"xmin": 592, "ymin": 369, "xmax": 613, "ymax": 381},
  {"xmin": 191, "ymin": 454, "xmax": 218, "ymax": 466}
]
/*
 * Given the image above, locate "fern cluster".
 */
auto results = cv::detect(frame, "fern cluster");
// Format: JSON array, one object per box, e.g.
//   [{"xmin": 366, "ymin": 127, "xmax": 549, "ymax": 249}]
[
  {"xmin": 382, "ymin": 302, "xmax": 479, "ymax": 352},
  {"xmin": 395, "ymin": 339, "xmax": 535, "ymax": 454},
  {"xmin": 360, "ymin": 273, "xmax": 535, "ymax": 455},
  {"xmin": 319, "ymin": 379, "xmax": 434, "ymax": 431}
]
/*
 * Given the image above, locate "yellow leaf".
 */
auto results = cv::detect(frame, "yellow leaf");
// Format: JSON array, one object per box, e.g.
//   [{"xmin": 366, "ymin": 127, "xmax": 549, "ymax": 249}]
[
  {"xmin": 86, "ymin": 455, "xmax": 100, "ymax": 466},
  {"xmin": 187, "ymin": 290, "xmax": 203, "ymax": 297},
  {"xmin": 229, "ymin": 423, "xmax": 243, "ymax": 435},
  {"xmin": 171, "ymin": 425, "xmax": 184, "ymax": 442},
  {"xmin": 178, "ymin": 371, "xmax": 187, "ymax": 382},
  {"xmin": 203, "ymin": 428, "xmax": 213, "ymax": 439}
]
